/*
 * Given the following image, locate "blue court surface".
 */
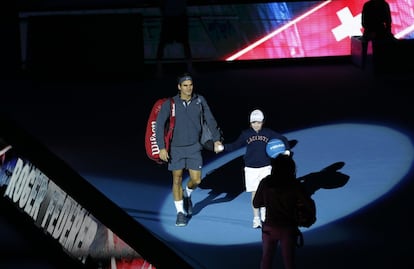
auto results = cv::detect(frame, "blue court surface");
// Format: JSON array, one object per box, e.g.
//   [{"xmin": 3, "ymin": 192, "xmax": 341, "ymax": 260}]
[
  {"xmin": 84, "ymin": 122, "xmax": 413, "ymax": 268},
  {"xmin": 2, "ymin": 61, "xmax": 414, "ymax": 268}
]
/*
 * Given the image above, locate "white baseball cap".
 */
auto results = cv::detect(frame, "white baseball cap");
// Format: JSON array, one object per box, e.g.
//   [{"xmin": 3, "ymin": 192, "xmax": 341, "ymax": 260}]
[{"xmin": 250, "ymin": 109, "xmax": 264, "ymax": 122}]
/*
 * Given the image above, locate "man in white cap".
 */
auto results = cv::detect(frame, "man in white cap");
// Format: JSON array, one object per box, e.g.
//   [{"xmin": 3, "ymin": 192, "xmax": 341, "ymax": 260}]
[{"xmin": 219, "ymin": 109, "xmax": 290, "ymax": 228}]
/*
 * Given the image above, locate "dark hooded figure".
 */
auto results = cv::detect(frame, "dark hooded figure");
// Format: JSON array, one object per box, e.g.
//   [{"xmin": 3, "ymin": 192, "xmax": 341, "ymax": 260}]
[{"xmin": 253, "ymin": 154, "xmax": 306, "ymax": 269}]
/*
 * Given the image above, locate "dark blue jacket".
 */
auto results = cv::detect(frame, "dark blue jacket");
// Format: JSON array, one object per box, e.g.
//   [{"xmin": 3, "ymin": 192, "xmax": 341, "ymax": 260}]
[
  {"xmin": 224, "ymin": 127, "xmax": 290, "ymax": 168},
  {"xmin": 156, "ymin": 94, "xmax": 220, "ymax": 149}
]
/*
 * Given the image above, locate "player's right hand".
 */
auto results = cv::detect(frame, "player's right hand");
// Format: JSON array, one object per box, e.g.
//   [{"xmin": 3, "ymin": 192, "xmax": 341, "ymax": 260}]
[{"xmin": 159, "ymin": 149, "xmax": 169, "ymax": 162}]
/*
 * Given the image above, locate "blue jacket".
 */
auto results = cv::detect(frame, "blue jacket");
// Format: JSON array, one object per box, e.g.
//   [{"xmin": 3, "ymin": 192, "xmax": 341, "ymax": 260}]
[
  {"xmin": 224, "ymin": 127, "xmax": 290, "ymax": 168},
  {"xmin": 155, "ymin": 94, "xmax": 221, "ymax": 148}
]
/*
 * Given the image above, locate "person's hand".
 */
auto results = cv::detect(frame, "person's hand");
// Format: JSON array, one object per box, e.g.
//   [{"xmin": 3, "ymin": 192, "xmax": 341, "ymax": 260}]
[
  {"xmin": 159, "ymin": 148, "xmax": 169, "ymax": 162},
  {"xmin": 214, "ymin": 141, "xmax": 224, "ymax": 154}
]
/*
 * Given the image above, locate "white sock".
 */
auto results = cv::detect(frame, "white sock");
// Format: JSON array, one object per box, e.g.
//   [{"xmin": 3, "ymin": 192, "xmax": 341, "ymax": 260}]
[
  {"xmin": 185, "ymin": 186, "xmax": 193, "ymax": 197},
  {"xmin": 260, "ymin": 207, "xmax": 266, "ymax": 222},
  {"xmin": 175, "ymin": 200, "xmax": 184, "ymax": 214}
]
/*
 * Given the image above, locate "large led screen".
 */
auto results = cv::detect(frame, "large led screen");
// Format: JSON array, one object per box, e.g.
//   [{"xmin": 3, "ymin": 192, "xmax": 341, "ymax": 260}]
[
  {"xmin": 20, "ymin": 1, "xmax": 414, "ymax": 65},
  {"xmin": 141, "ymin": 0, "xmax": 414, "ymax": 61}
]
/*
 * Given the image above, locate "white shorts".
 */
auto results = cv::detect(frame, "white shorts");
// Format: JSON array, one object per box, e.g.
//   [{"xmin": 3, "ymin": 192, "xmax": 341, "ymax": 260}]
[{"xmin": 244, "ymin": 165, "xmax": 272, "ymax": 192}]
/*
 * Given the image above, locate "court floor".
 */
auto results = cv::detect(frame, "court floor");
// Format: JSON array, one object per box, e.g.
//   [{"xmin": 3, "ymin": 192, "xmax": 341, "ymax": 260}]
[{"xmin": 1, "ymin": 59, "xmax": 414, "ymax": 268}]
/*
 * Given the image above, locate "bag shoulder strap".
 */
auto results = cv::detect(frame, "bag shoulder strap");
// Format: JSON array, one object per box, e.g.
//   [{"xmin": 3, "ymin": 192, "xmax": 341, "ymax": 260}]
[
  {"xmin": 197, "ymin": 97, "xmax": 205, "ymax": 124},
  {"xmin": 168, "ymin": 97, "xmax": 175, "ymax": 128}
]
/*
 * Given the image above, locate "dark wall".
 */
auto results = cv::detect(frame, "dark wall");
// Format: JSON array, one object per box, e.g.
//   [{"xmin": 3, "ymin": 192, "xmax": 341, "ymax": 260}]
[
  {"xmin": 18, "ymin": 1, "xmax": 314, "ymax": 11},
  {"xmin": 26, "ymin": 14, "xmax": 143, "ymax": 76},
  {"xmin": 0, "ymin": 1, "xmax": 21, "ymax": 77}
]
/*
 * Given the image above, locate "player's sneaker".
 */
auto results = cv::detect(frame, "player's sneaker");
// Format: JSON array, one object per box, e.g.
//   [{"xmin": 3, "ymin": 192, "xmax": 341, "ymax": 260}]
[
  {"xmin": 253, "ymin": 217, "xmax": 261, "ymax": 228},
  {"xmin": 183, "ymin": 196, "xmax": 193, "ymax": 216},
  {"xmin": 175, "ymin": 212, "xmax": 187, "ymax": 227}
]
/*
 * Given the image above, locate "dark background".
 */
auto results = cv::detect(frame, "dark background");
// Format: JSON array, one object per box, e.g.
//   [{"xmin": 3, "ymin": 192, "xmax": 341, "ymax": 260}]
[
  {"xmin": 17, "ymin": 1, "xmax": 319, "ymax": 11},
  {"xmin": 1, "ymin": 0, "xmax": 414, "ymax": 268}
]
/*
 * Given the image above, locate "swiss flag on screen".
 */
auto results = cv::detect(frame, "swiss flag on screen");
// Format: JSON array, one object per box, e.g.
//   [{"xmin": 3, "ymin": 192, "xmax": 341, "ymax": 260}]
[{"xmin": 229, "ymin": 0, "xmax": 412, "ymax": 60}]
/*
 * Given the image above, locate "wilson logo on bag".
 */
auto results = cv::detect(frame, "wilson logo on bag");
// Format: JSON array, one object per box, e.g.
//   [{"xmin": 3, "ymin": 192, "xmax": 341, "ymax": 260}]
[{"xmin": 145, "ymin": 98, "xmax": 175, "ymax": 164}]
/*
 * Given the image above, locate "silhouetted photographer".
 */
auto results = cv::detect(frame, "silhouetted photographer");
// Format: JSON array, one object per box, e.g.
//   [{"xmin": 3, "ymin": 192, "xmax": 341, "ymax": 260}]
[{"xmin": 361, "ymin": 0, "xmax": 395, "ymax": 71}]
